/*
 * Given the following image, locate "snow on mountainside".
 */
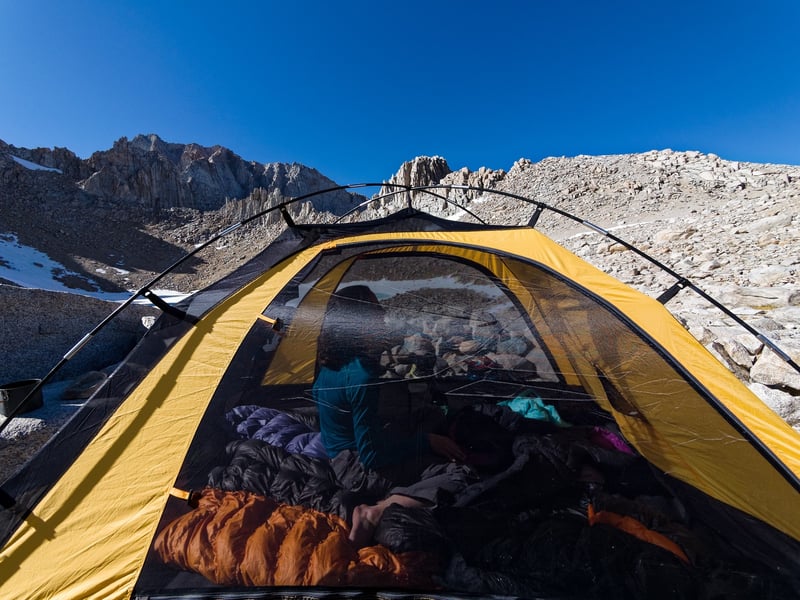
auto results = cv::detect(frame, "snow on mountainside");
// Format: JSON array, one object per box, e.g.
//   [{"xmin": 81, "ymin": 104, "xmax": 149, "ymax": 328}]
[
  {"xmin": 10, "ymin": 155, "xmax": 61, "ymax": 173},
  {"xmin": 0, "ymin": 136, "xmax": 370, "ymax": 295}
]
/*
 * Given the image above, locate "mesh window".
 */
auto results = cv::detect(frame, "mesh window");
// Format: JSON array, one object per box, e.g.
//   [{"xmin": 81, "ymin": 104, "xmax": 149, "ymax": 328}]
[{"xmin": 136, "ymin": 244, "xmax": 796, "ymax": 598}]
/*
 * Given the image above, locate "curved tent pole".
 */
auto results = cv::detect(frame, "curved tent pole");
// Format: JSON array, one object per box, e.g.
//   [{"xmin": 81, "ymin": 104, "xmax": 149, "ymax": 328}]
[
  {"xmin": 391, "ymin": 184, "xmax": 800, "ymax": 377},
  {"xmin": 0, "ymin": 184, "xmax": 356, "ymax": 434},
  {"xmin": 2, "ymin": 182, "xmax": 797, "ymax": 436},
  {"xmin": 0, "ymin": 186, "xmax": 333, "ymax": 435},
  {"xmin": 333, "ymin": 184, "xmax": 488, "ymax": 225}
]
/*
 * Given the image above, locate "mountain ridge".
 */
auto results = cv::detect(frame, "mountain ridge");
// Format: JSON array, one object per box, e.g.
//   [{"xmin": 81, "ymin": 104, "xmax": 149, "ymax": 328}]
[{"xmin": 1, "ymin": 134, "xmax": 363, "ymax": 211}]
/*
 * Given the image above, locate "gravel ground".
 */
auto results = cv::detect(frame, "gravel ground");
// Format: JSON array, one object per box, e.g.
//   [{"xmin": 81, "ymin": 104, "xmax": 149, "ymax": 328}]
[{"xmin": 0, "ymin": 380, "xmax": 83, "ymax": 482}]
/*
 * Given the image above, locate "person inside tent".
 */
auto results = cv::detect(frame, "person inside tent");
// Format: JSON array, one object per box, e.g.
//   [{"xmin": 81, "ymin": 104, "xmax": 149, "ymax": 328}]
[{"xmin": 312, "ymin": 285, "xmax": 468, "ymax": 547}]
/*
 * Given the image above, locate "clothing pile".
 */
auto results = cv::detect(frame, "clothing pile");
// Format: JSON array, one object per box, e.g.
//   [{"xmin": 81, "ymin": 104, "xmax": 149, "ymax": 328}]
[{"xmin": 154, "ymin": 400, "xmax": 797, "ymax": 598}]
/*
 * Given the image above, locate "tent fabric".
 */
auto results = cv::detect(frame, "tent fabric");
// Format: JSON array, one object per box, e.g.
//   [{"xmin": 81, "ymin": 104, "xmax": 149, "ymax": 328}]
[{"xmin": 2, "ymin": 210, "xmax": 800, "ymax": 599}]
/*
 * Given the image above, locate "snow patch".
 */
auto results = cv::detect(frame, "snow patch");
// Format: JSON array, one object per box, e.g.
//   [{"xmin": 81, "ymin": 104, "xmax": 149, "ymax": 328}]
[
  {"xmin": 0, "ymin": 233, "xmax": 190, "ymax": 304},
  {"xmin": 10, "ymin": 155, "xmax": 62, "ymax": 173}
]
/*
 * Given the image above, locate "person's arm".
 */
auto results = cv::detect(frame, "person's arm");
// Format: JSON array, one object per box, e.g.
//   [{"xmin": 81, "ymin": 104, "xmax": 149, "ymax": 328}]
[
  {"xmin": 427, "ymin": 433, "xmax": 466, "ymax": 462},
  {"xmin": 347, "ymin": 369, "xmax": 384, "ymax": 468},
  {"xmin": 346, "ymin": 361, "xmax": 429, "ymax": 469}
]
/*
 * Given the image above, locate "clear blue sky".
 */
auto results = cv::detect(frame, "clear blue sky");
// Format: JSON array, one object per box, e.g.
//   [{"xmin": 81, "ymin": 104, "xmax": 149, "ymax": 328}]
[{"xmin": 2, "ymin": 1, "xmax": 799, "ymax": 185}]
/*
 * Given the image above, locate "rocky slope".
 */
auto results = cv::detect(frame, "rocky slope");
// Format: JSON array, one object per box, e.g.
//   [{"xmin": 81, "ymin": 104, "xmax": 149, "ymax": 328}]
[
  {"xmin": 0, "ymin": 135, "xmax": 366, "ymax": 293},
  {"xmin": 372, "ymin": 153, "xmax": 800, "ymax": 424},
  {"xmin": 1, "ymin": 139, "xmax": 798, "ymax": 482}
]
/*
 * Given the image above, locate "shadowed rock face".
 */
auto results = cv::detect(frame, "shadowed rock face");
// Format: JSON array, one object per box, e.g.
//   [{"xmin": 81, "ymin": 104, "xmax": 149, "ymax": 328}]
[
  {"xmin": 1, "ymin": 134, "xmax": 362, "ymax": 212},
  {"xmin": 0, "ymin": 286, "xmax": 157, "ymax": 385},
  {"xmin": 81, "ymin": 134, "xmax": 358, "ymax": 211}
]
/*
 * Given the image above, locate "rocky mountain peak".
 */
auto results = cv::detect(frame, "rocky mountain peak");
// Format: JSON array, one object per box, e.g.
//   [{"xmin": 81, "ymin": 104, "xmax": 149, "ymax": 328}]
[
  {"xmin": 77, "ymin": 135, "xmax": 360, "ymax": 212},
  {"xmin": 376, "ymin": 156, "xmax": 508, "ymax": 211},
  {"xmin": 126, "ymin": 133, "xmax": 192, "ymax": 165}
]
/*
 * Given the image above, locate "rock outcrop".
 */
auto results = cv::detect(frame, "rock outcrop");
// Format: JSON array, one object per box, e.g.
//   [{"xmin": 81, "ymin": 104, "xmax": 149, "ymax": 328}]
[
  {"xmin": 81, "ymin": 134, "xmax": 360, "ymax": 212},
  {"xmin": 376, "ymin": 157, "xmax": 507, "ymax": 213},
  {"xmin": 381, "ymin": 155, "xmax": 452, "ymax": 190}
]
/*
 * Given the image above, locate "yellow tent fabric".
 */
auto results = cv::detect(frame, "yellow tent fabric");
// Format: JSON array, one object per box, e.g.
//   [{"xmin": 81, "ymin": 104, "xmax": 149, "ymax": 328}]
[{"xmin": 0, "ymin": 245, "xmax": 322, "ymax": 599}]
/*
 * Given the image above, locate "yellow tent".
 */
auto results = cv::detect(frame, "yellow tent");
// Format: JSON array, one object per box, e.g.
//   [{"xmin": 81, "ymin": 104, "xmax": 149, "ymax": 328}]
[{"xmin": 2, "ymin": 190, "xmax": 799, "ymax": 599}]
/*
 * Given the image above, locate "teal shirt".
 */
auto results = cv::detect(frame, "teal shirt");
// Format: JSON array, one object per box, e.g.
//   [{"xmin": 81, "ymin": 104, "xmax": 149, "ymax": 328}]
[{"xmin": 312, "ymin": 358, "xmax": 428, "ymax": 469}]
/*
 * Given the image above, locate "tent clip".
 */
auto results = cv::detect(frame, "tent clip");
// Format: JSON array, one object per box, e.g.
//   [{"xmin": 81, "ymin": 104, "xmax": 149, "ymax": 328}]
[
  {"xmin": 279, "ymin": 205, "xmax": 296, "ymax": 228},
  {"xmin": 657, "ymin": 278, "xmax": 690, "ymax": 304},
  {"xmin": 142, "ymin": 288, "xmax": 200, "ymax": 324},
  {"xmin": 528, "ymin": 204, "xmax": 545, "ymax": 227},
  {"xmin": 170, "ymin": 487, "xmax": 201, "ymax": 508}
]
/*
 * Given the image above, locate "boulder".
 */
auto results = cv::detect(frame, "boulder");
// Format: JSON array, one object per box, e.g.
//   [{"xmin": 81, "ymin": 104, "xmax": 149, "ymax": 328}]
[{"xmin": 750, "ymin": 342, "xmax": 800, "ymax": 394}]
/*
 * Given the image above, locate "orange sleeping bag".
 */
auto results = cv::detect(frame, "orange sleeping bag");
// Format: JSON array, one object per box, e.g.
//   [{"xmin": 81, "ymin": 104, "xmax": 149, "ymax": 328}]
[{"xmin": 154, "ymin": 488, "xmax": 437, "ymax": 588}]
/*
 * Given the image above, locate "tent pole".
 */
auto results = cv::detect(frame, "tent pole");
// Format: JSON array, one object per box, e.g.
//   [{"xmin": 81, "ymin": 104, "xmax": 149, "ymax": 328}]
[{"xmin": 4, "ymin": 182, "xmax": 797, "ymax": 439}]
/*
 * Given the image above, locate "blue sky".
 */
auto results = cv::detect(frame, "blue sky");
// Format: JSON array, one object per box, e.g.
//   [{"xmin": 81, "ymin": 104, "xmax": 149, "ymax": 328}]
[{"xmin": 2, "ymin": 1, "xmax": 799, "ymax": 185}]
